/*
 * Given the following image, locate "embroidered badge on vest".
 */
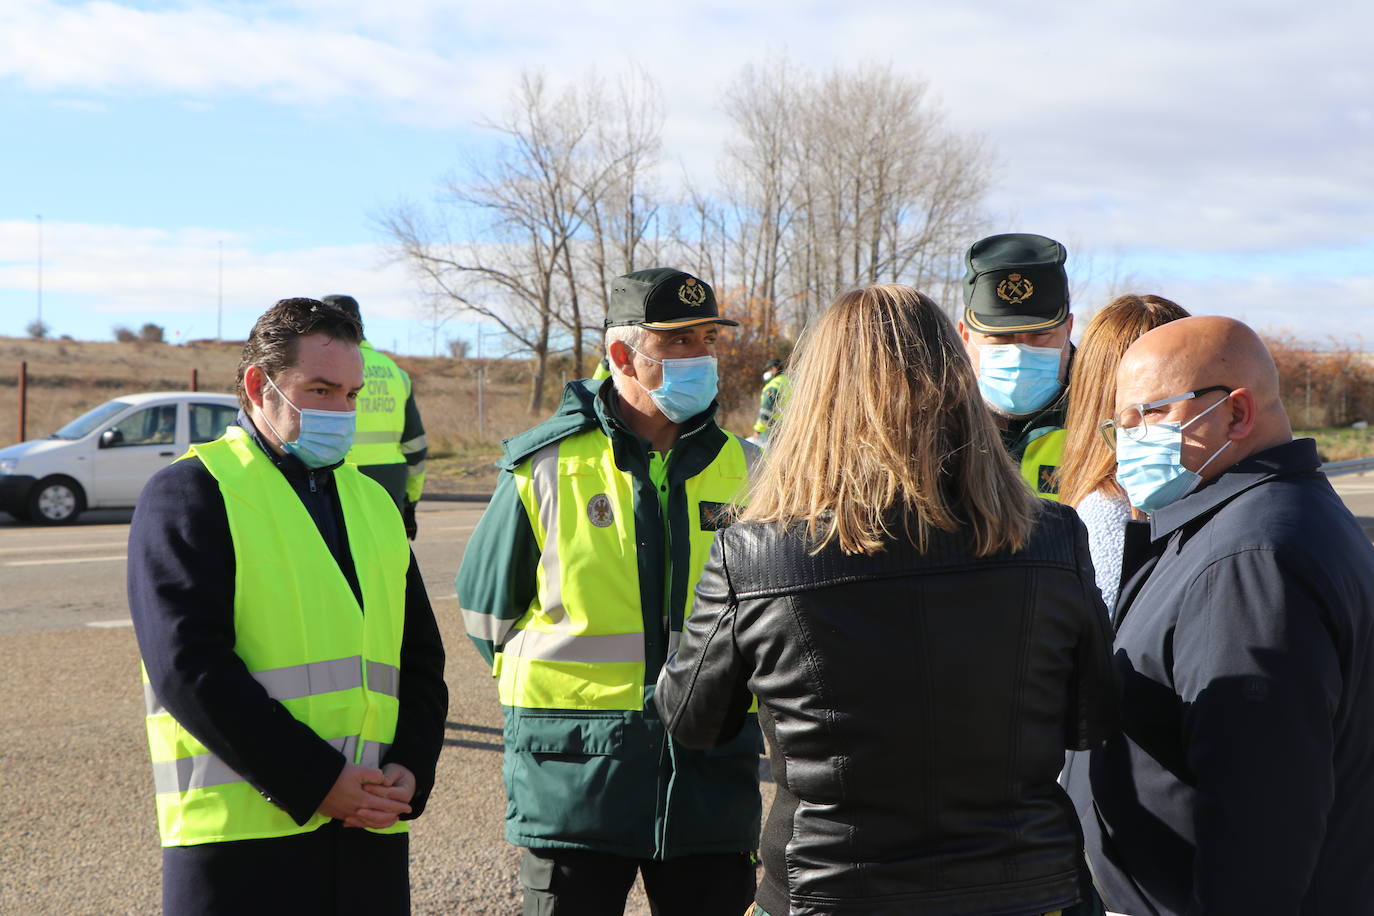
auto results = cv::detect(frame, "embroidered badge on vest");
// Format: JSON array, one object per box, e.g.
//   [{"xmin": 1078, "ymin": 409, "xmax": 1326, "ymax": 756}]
[
  {"xmin": 1038, "ymin": 464, "xmax": 1060, "ymax": 495},
  {"xmin": 698, "ymin": 500, "xmax": 734, "ymax": 532},
  {"xmin": 587, "ymin": 494, "xmax": 615, "ymax": 528}
]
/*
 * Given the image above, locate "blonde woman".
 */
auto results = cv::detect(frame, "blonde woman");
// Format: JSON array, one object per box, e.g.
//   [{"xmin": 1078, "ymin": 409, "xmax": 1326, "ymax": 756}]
[
  {"xmin": 655, "ymin": 285, "xmax": 1116, "ymax": 916},
  {"xmin": 1058, "ymin": 296, "xmax": 1189, "ymax": 608}
]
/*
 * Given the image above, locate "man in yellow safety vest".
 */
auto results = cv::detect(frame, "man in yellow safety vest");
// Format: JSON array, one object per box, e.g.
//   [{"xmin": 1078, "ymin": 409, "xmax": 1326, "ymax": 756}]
[
  {"xmin": 957, "ymin": 233, "xmax": 1076, "ymax": 501},
  {"xmin": 128, "ymin": 297, "xmax": 447, "ymax": 914},
  {"xmin": 456, "ymin": 268, "xmax": 762, "ymax": 915},
  {"xmin": 321, "ymin": 295, "xmax": 428, "ymax": 539}
]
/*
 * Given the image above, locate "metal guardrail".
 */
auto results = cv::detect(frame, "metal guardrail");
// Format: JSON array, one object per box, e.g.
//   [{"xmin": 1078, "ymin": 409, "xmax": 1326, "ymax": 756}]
[{"xmin": 1322, "ymin": 457, "xmax": 1374, "ymax": 477}]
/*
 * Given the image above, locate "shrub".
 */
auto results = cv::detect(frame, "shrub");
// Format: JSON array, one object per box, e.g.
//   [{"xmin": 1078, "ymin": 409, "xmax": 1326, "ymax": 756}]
[
  {"xmin": 26, "ymin": 319, "xmax": 49, "ymax": 339},
  {"xmin": 139, "ymin": 323, "xmax": 165, "ymax": 343},
  {"xmin": 113, "ymin": 325, "xmax": 137, "ymax": 343}
]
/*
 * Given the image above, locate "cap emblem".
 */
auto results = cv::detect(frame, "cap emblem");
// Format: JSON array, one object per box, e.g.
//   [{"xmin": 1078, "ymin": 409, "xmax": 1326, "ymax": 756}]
[
  {"xmin": 587, "ymin": 494, "xmax": 615, "ymax": 528},
  {"xmin": 678, "ymin": 278, "xmax": 707, "ymax": 307},
  {"xmin": 996, "ymin": 273, "xmax": 1034, "ymax": 305}
]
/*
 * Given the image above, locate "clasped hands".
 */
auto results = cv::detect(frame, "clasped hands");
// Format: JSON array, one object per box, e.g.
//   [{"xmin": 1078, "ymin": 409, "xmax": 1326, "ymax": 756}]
[{"xmin": 319, "ymin": 762, "xmax": 416, "ymax": 829}]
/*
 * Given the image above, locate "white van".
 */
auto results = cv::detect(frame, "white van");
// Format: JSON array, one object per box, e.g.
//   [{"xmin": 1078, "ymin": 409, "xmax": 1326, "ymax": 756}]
[{"xmin": 0, "ymin": 391, "xmax": 239, "ymax": 524}]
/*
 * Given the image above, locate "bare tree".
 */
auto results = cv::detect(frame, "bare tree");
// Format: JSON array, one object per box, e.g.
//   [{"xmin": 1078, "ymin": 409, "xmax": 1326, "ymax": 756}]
[
  {"xmin": 380, "ymin": 70, "xmax": 666, "ymax": 412},
  {"xmin": 717, "ymin": 60, "xmax": 992, "ymax": 335}
]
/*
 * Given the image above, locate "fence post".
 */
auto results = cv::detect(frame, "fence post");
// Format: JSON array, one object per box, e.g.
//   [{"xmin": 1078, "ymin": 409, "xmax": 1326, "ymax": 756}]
[{"xmin": 18, "ymin": 361, "xmax": 27, "ymax": 443}]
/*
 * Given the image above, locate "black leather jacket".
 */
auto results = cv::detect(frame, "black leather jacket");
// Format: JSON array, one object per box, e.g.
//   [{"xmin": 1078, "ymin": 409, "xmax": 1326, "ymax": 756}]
[{"xmin": 656, "ymin": 501, "xmax": 1117, "ymax": 916}]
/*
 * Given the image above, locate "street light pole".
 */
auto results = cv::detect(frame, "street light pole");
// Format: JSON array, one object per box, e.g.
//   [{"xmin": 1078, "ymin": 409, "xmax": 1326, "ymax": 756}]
[
  {"xmin": 35, "ymin": 214, "xmax": 43, "ymax": 328},
  {"xmin": 217, "ymin": 240, "xmax": 223, "ymax": 341}
]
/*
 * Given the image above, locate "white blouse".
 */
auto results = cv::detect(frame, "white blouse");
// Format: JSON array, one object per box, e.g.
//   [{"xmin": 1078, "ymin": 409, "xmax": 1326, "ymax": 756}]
[{"xmin": 1074, "ymin": 488, "xmax": 1132, "ymax": 613}]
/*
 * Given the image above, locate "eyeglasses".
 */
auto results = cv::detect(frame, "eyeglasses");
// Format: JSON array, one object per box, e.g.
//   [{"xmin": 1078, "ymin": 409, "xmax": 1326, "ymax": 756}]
[{"xmin": 1098, "ymin": 386, "xmax": 1233, "ymax": 450}]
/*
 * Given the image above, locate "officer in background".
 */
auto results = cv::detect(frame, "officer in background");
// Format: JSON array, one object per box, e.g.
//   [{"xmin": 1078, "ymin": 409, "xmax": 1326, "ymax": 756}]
[
  {"xmin": 956, "ymin": 233, "xmax": 1074, "ymax": 501},
  {"xmin": 455, "ymin": 268, "xmax": 762, "ymax": 915},
  {"xmin": 321, "ymin": 294, "xmax": 428, "ymax": 538},
  {"xmin": 128, "ymin": 297, "xmax": 447, "ymax": 914},
  {"xmin": 752, "ymin": 357, "xmax": 791, "ymax": 446}
]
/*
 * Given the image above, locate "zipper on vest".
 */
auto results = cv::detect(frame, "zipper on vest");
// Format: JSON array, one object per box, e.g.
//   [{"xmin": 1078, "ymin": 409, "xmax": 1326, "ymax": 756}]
[{"xmin": 308, "ymin": 469, "xmax": 317, "ymax": 493}]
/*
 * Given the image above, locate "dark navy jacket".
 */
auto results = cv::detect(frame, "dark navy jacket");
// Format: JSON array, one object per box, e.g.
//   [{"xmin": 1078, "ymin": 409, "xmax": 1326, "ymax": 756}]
[
  {"xmin": 1064, "ymin": 439, "xmax": 1374, "ymax": 915},
  {"xmin": 128, "ymin": 414, "xmax": 447, "ymax": 827}
]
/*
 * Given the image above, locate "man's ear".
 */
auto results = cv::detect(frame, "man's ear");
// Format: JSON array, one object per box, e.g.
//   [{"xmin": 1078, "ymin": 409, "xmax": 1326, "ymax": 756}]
[
  {"xmin": 1224, "ymin": 387, "xmax": 1258, "ymax": 441},
  {"xmin": 244, "ymin": 365, "xmax": 268, "ymax": 410},
  {"xmin": 608, "ymin": 340, "xmax": 635, "ymax": 378}
]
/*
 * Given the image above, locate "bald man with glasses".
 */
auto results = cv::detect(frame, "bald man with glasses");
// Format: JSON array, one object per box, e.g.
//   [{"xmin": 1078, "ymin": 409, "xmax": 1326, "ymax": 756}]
[{"xmin": 1063, "ymin": 316, "xmax": 1374, "ymax": 916}]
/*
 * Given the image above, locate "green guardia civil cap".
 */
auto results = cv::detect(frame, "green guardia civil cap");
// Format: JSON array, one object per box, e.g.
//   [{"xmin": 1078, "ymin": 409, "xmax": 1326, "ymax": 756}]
[
  {"xmin": 604, "ymin": 268, "xmax": 738, "ymax": 330},
  {"xmin": 962, "ymin": 233, "xmax": 1069, "ymax": 333}
]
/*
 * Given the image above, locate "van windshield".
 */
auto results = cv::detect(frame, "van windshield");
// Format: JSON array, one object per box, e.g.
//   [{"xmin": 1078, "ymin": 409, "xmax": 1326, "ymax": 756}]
[{"xmin": 51, "ymin": 400, "xmax": 132, "ymax": 440}]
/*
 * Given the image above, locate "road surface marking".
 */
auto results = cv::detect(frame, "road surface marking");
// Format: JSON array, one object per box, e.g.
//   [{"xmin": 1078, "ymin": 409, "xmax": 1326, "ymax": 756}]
[
  {"xmin": 0, "ymin": 542, "xmax": 127, "ymax": 555},
  {"xmin": 87, "ymin": 619, "xmax": 133, "ymax": 629},
  {"xmin": 6, "ymin": 555, "xmax": 127, "ymax": 567}
]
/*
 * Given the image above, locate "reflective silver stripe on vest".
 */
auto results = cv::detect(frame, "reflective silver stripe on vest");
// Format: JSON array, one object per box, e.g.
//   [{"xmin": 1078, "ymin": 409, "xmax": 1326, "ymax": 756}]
[
  {"xmin": 359, "ymin": 740, "xmax": 391, "ymax": 769},
  {"xmin": 401, "ymin": 434, "xmax": 427, "ymax": 455},
  {"xmin": 366, "ymin": 661, "xmax": 400, "ymax": 698},
  {"xmin": 151, "ymin": 734, "xmax": 392, "ymax": 794},
  {"xmin": 254, "ymin": 657, "xmax": 363, "ymax": 701},
  {"xmin": 151, "ymin": 753, "xmax": 245, "ymax": 794},
  {"xmin": 353, "ymin": 430, "xmax": 402, "ymax": 445},
  {"xmin": 462, "ymin": 607, "xmax": 519, "ymax": 648},
  {"xmin": 146, "ymin": 657, "xmax": 376, "ymax": 716},
  {"xmin": 406, "ymin": 460, "xmax": 426, "ymax": 478},
  {"xmin": 144, "ymin": 682, "xmax": 165, "ymax": 717},
  {"xmin": 529, "ymin": 443, "xmax": 565, "ymax": 624},
  {"xmin": 501, "ymin": 628, "xmax": 645, "ymax": 664}
]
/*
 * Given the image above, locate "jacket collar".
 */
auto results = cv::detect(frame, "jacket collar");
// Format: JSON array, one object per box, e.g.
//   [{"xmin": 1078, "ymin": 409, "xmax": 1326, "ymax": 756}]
[
  {"xmin": 496, "ymin": 376, "xmax": 722, "ymax": 470},
  {"xmin": 235, "ymin": 411, "xmax": 344, "ymax": 480},
  {"xmin": 1147, "ymin": 437, "xmax": 1320, "ymax": 542}
]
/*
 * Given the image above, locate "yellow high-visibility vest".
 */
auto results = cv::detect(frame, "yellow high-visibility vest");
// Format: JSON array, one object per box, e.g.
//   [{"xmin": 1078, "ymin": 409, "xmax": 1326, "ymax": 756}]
[
  {"xmin": 494, "ymin": 430, "xmax": 752, "ymax": 711},
  {"xmin": 349, "ymin": 341, "xmax": 409, "ymax": 467},
  {"xmin": 142, "ymin": 425, "xmax": 409, "ymax": 846},
  {"xmin": 1020, "ymin": 427, "xmax": 1067, "ymax": 502}
]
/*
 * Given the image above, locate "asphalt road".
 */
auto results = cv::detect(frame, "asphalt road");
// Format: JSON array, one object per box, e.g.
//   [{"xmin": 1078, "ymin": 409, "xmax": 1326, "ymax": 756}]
[{"xmin": 3, "ymin": 479, "xmax": 1373, "ymax": 914}]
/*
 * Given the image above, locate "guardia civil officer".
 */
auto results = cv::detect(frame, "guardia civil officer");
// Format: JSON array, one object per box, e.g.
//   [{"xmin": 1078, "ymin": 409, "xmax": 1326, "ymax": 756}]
[
  {"xmin": 128, "ymin": 297, "xmax": 447, "ymax": 914},
  {"xmin": 957, "ymin": 233, "xmax": 1075, "ymax": 500},
  {"xmin": 321, "ymin": 294, "xmax": 428, "ymax": 539},
  {"xmin": 455, "ymin": 268, "xmax": 762, "ymax": 915},
  {"xmin": 751, "ymin": 358, "xmax": 791, "ymax": 445}
]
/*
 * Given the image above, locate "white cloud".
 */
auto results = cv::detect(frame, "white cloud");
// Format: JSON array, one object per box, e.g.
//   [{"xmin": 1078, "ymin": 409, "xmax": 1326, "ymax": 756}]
[
  {"xmin": 0, "ymin": 220, "xmax": 421, "ymax": 342},
  {"xmin": 1, "ymin": 0, "xmax": 1371, "ymax": 288}
]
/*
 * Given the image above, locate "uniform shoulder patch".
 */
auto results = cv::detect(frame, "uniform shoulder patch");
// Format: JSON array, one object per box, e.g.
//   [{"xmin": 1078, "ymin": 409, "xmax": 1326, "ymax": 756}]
[{"xmin": 1037, "ymin": 464, "xmax": 1060, "ymax": 495}]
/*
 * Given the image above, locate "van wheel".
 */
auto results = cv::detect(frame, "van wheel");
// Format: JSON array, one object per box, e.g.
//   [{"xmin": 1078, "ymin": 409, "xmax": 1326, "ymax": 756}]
[{"xmin": 28, "ymin": 476, "xmax": 85, "ymax": 525}]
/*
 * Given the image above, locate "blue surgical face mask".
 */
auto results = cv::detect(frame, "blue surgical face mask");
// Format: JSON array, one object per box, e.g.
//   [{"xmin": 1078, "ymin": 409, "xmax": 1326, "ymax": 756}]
[
  {"xmin": 1115, "ymin": 395, "xmax": 1232, "ymax": 513},
  {"xmin": 976, "ymin": 343, "xmax": 1064, "ymax": 415},
  {"xmin": 258, "ymin": 370, "xmax": 356, "ymax": 468},
  {"xmin": 629, "ymin": 349, "xmax": 718, "ymax": 423}
]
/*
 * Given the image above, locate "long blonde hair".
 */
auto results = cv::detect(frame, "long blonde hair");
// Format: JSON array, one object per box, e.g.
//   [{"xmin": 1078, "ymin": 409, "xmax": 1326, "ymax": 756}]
[
  {"xmin": 742, "ymin": 284, "xmax": 1038, "ymax": 556},
  {"xmin": 1058, "ymin": 294, "xmax": 1190, "ymax": 507}
]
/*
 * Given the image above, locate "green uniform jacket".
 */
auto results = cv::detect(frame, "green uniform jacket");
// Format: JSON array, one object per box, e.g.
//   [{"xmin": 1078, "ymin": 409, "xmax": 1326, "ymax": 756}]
[{"xmin": 455, "ymin": 379, "xmax": 762, "ymax": 859}]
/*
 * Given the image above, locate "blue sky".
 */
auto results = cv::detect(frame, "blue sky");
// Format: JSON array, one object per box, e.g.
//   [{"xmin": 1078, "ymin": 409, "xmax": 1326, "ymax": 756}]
[{"xmin": 1, "ymin": 0, "xmax": 1371, "ymax": 353}]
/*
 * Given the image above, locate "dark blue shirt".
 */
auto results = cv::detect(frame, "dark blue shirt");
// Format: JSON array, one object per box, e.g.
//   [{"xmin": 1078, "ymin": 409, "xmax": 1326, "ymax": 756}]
[{"xmin": 1065, "ymin": 439, "xmax": 1374, "ymax": 915}]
